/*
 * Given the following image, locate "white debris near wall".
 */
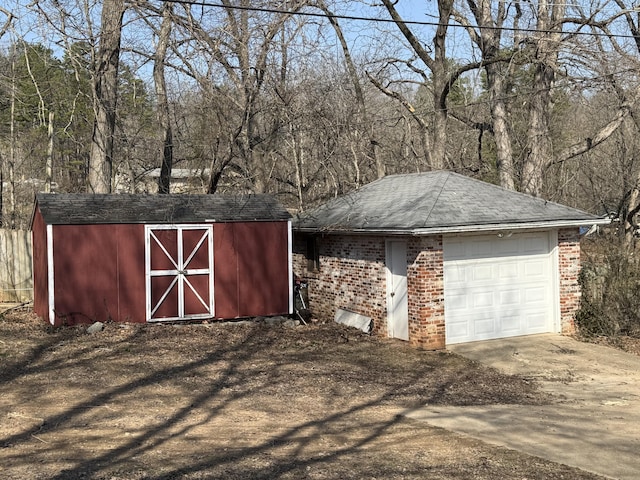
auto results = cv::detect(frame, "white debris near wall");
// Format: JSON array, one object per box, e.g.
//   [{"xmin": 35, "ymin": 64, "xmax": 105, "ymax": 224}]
[{"xmin": 334, "ymin": 308, "xmax": 372, "ymax": 334}]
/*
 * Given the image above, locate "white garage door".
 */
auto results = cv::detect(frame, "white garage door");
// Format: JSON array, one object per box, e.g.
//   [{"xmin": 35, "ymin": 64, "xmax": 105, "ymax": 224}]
[{"xmin": 443, "ymin": 232, "xmax": 557, "ymax": 345}]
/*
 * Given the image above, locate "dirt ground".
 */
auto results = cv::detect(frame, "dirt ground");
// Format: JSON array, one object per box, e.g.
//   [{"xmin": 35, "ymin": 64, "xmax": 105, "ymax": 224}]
[{"xmin": 0, "ymin": 310, "xmax": 612, "ymax": 480}]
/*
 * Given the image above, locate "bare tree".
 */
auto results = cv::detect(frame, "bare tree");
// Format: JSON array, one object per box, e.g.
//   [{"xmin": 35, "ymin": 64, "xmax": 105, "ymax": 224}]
[
  {"xmin": 7, "ymin": 47, "xmax": 17, "ymax": 228},
  {"xmin": 0, "ymin": 6, "xmax": 15, "ymax": 227},
  {"xmin": 453, "ymin": 0, "xmax": 516, "ymax": 189},
  {"xmin": 315, "ymin": 0, "xmax": 384, "ymax": 180},
  {"xmin": 154, "ymin": 2, "xmax": 173, "ymax": 194},
  {"xmin": 155, "ymin": 0, "xmax": 310, "ymax": 194},
  {"xmin": 371, "ymin": 0, "xmax": 484, "ymax": 171},
  {"xmin": 517, "ymin": 0, "xmax": 567, "ymax": 195},
  {"xmin": 88, "ymin": 0, "xmax": 125, "ymax": 193}
]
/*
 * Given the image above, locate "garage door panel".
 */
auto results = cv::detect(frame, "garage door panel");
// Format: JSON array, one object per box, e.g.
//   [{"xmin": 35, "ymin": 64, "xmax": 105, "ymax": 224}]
[
  {"xmin": 524, "ymin": 260, "xmax": 547, "ymax": 277},
  {"xmin": 474, "ymin": 316, "xmax": 496, "ymax": 335},
  {"xmin": 467, "ymin": 239, "xmax": 493, "ymax": 258},
  {"xmin": 498, "ymin": 289, "xmax": 521, "ymax": 306},
  {"xmin": 445, "ymin": 291, "xmax": 470, "ymax": 310},
  {"xmin": 444, "ymin": 233, "xmax": 556, "ymax": 345},
  {"xmin": 472, "ymin": 291, "xmax": 494, "ymax": 308},
  {"xmin": 447, "ymin": 316, "xmax": 471, "ymax": 337},
  {"xmin": 450, "ymin": 311, "xmax": 496, "ymax": 336},
  {"xmin": 497, "ymin": 263, "xmax": 518, "ymax": 279},
  {"xmin": 525, "ymin": 312, "xmax": 550, "ymax": 330},
  {"xmin": 494, "ymin": 237, "xmax": 520, "ymax": 256},
  {"xmin": 524, "ymin": 286, "xmax": 547, "ymax": 303},
  {"xmin": 446, "ymin": 266, "xmax": 466, "ymax": 283},
  {"xmin": 445, "ymin": 233, "xmax": 550, "ymax": 259},
  {"xmin": 524, "ymin": 236, "xmax": 549, "ymax": 253},
  {"xmin": 445, "ymin": 238, "xmax": 494, "ymax": 260},
  {"xmin": 500, "ymin": 313, "xmax": 522, "ymax": 333},
  {"xmin": 473, "ymin": 264, "xmax": 493, "ymax": 281}
]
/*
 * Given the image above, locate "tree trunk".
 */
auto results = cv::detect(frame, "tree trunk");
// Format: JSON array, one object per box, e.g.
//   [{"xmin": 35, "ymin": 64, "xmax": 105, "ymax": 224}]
[
  {"xmin": 521, "ymin": 61, "xmax": 554, "ymax": 196},
  {"xmin": 46, "ymin": 111, "xmax": 54, "ymax": 193},
  {"xmin": 8, "ymin": 54, "xmax": 16, "ymax": 228},
  {"xmin": 625, "ymin": 169, "xmax": 640, "ymax": 244},
  {"xmin": 521, "ymin": 0, "xmax": 566, "ymax": 196},
  {"xmin": 155, "ymin": 2, "xmax": 173, "ymax": 194},
  {"xmin": 430, "ymin": 0, "xmax": 452, "ymax": 171},
  {"xmin": 88, "ymin": 0, "xmax": 125, "ymax": 193},
  {"xmin": 487, "ymin": 64, "xmax": 515, "ymax": 189},
  {"xmin": 0, "ymin": 152, "xmax": 3, "ymax": 228},
  {"xmin": 461, "ymin": 0, "xmax": 515, "ymax": 189}
]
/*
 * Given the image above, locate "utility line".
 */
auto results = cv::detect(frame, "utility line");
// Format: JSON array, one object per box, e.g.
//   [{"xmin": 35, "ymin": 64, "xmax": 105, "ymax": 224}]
[{"xmin": 166, "ymin": 0, "xmax": 640, "ymax": 40}]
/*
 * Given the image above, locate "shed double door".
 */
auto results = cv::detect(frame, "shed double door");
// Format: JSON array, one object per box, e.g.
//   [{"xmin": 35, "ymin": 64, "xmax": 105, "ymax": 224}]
[{"xmin": 145, "ymin": 225, "xmax": 214, "ymax": 322}]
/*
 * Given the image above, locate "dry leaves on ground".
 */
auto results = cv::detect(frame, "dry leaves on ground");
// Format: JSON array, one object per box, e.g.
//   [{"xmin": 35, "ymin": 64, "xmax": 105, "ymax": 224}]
[{"xmin": 0, "ymin": 310, "xmax": 606, "ymax": 479}]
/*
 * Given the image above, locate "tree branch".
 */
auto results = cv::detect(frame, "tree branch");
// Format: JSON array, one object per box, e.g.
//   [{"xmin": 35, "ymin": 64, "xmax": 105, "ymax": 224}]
[{"xmin": 552, "ymin": 84, "xmax": 640, "ymax": 165}]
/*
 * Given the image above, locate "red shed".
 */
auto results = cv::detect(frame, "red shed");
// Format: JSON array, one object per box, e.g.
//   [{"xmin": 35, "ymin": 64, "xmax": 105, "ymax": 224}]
[{"xmin": 31, "ymin": 193, "xmax": 292, "ymax": 326}]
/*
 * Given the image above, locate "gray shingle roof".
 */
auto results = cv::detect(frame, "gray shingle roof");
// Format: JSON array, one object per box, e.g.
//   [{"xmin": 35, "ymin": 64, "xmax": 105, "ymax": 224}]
[
  {"xmin": 294, "ymin": 171, "xmax": 608, "ymax": 234},
  {"xmin": 35, "ymin": 193, "xmax": 290, "ymax": 225}
]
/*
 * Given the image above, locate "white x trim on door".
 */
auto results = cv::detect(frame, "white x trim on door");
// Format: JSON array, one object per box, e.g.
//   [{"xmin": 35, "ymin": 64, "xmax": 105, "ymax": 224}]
[{"xmin": 145, "ymin": 225, "xmax": 214, "ymax": 322}]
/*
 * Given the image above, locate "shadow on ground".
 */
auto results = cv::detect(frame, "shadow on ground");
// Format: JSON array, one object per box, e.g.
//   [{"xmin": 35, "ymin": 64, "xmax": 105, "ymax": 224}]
[{"xmin": 0, "ymin": 313, "xmax": 604, "ymax": 479}]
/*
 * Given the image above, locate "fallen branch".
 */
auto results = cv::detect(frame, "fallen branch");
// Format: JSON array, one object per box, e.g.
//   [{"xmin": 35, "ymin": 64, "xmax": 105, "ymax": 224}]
[
  {"xmin": 31, "ymin": 434, "xmax": 49, "ymax": 444},
  {"xmin": 0, "ymin": 301, "xmax": 33, "ymax": 315}
]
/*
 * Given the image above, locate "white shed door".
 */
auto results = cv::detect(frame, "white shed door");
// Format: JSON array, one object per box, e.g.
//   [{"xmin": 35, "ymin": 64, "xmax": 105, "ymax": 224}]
[{"xmin": 443, "ymin": 232, "xmax": 556, "ymax": 345}]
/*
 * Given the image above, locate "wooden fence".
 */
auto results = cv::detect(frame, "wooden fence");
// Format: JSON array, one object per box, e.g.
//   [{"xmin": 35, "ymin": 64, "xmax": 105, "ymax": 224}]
[{"xmin": 0, "ymin": 229, "xmax": 32, "ymax": 302}]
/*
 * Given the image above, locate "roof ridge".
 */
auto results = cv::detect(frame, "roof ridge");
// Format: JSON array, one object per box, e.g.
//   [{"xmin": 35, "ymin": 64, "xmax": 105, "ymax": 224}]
[{"xmin": 421, "ymin": 171, "xmax": 450, "ymax": 228}]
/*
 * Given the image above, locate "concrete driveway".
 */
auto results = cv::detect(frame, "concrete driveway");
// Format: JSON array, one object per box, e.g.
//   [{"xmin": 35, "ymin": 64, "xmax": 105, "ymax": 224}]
[{"xmin": 405, "ymin": 334, "xmax": 640, "ymax": 479}]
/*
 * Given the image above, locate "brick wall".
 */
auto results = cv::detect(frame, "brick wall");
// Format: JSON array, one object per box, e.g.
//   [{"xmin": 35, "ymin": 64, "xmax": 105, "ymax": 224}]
[
  {"xmin": 557, "ymin": 228, "xmax": 581, "ymax": 335},
  {"xmin": 293, "ymin": 233, "xmax": 446, "ymax": 347},
  {"xmin": 293, "ymin": 234, "xmax": 388, "ymax": 335},
  {"xmin": 407, "ymin": 236, "xmax": 445, "ymax": 349}
]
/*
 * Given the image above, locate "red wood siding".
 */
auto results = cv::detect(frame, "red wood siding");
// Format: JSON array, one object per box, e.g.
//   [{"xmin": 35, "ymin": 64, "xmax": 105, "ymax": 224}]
[
  {"xmin": 212, "ymin": 223, "xmax": 238, "ymax": 318},
  {"xmin": 113, "ymin": 224, "xmax": 146, "ymax": 322},
  {"xmin": 32, "ymin": 210, "xmax": 289, "ymax": 325},
  {"xmin": 31, "ymin": 210, "xmax": 49, "ymax": 323},
  {"xmin": 51, "ymin": 224, "xmax": 146, "ymax": 325},
  {"xmin": 214, "ymin": 222, "xmax": 290, "ymax": 318}
]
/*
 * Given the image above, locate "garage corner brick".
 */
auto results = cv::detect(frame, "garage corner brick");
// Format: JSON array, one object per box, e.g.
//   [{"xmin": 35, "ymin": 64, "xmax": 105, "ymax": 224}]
[
  {"xmin": 558, "ymin": 228, "xmax": 581, "ymax": 335},
  {"xmin": 407, "ymin": 236, "xmax": 445, "ymax": 349}
]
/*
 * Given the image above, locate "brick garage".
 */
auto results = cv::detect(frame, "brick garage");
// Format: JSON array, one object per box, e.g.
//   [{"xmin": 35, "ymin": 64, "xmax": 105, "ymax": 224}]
[{"xmin": 294, "ymin": 172, "xmax": 609, "ymax": 348}]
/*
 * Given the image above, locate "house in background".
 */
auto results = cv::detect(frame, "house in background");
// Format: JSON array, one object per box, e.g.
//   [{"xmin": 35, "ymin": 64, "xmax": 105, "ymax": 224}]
[
  {"xmin": 31, "ymin": 193, "xmax": 292, "ymax": 326},
  {"xmin": 114, "ymin": 168, "xmax": 211, "ymax": 194},
  {"xmin": 293, "ymin": 171, "xmax": 609, "ymax": 349}
]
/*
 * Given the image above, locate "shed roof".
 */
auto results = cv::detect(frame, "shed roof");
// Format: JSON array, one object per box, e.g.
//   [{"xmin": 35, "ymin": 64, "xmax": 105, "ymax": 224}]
[
  {"xmin": 35, "ymin": 193, "xmax": 290, "ymax": 225},
  {"xmin": 294, "ymin": 171, "xmax": 609, "ymax": 235}
]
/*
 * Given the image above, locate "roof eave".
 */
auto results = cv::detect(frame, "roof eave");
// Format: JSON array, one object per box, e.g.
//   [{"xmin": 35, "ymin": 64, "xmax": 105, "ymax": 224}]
[
  {"xmin": 294, "ymin": 217, "xmax": 611, "ymax": 236},
  {"xmin": 411, "ymin": 218, "xmax": 611, "ymax": 235}
]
